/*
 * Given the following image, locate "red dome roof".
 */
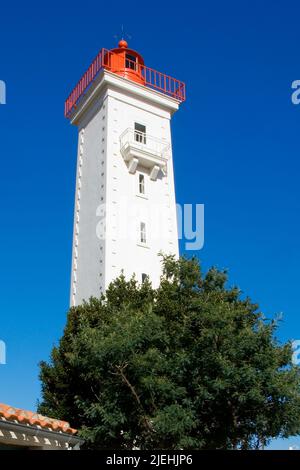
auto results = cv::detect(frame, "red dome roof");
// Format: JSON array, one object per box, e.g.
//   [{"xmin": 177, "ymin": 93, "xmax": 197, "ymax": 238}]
[{"xmin": 107, "ymin": 41, "xmax": 145, "ymax": 85}]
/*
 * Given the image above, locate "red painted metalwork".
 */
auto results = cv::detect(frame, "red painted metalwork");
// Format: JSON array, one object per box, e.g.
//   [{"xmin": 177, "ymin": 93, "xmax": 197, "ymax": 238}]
[
  {"xmin": 64, "ymin": 45, "xmax": 186, "ymax": 118},
  {"xmin": 107, "ymin": 42, "xmax": 145, "ymax": 85}
]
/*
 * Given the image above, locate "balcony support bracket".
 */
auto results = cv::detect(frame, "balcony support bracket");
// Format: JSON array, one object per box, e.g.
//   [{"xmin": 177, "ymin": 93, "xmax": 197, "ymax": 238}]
[
  {"xmin": 128, "ymin": 157, "xmax": 139, "ymax": 174},
  {"xmin": 150, "ymin": 165, "xmax": 160, "ymax": 181}
]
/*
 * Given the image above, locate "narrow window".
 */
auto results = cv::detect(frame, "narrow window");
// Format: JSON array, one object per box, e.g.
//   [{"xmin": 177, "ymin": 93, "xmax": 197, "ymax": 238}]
[
  {"xmin": 139, "ymin": 174, "xmax": 145, "ymax": 194},
  {"xmin": 126, "ymin": 53, "xmax": 137, "ymax": 70},
  {"xmin": 141, "ymin": 273, "xmax": 148, "ymax": 283},
  {"xmin": 140, "ymin": 222, "xmax": 146, "ymax": 244},
  {"xmin": 134, "ymin": 123, "xmax": 146, "ymax": 144}
]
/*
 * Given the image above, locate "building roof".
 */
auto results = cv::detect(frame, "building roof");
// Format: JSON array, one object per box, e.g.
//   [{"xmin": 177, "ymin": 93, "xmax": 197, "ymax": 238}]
[{"xmin": 0, "ymin": 403, "xmax": 77, "ymax": 435}]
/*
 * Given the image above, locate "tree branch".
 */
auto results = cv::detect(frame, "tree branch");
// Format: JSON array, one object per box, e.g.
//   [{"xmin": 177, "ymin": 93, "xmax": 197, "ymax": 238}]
[{"xmin": 114, "ymin": 363, "xmax": 153, "ymax": 432}]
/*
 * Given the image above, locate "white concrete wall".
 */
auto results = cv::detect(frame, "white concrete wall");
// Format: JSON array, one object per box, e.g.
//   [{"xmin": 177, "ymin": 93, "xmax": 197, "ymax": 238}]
[
  {"xmin": 70, "ymin": 73, "xmax": 180, "ymax": 306},
  {"xmin": 104, "ymin": 89, "xmax": 179, "ymax": 289},
  {"xmin": 70, "ymin": 97, "xmax": 107, "ymax": 306}
]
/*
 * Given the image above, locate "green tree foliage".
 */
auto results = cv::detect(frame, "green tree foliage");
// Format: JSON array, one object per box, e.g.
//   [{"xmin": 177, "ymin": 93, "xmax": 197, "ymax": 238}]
[{"xmin": 38, "ymin": 256, "xmax": 300, "ymax": 449}]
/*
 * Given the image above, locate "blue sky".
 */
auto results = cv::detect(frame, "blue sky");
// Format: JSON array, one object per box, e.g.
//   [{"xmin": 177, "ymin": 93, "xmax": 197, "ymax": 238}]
[{"xmin": 1, "ymin": 0, "xmax": 300, "ymax": 449}]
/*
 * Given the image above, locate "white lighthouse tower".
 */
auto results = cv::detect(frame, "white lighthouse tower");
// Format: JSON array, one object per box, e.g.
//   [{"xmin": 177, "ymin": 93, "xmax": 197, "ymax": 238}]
[{"xmin": 65, "ymin": 40, "xmax": 185, "ymax": 306}]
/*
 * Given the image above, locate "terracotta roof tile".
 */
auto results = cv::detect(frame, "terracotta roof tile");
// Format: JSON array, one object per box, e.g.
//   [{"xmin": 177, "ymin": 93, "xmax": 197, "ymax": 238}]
[{"xmin": 0, "ymin": 403, "xmax": 77, "ymax": 434}]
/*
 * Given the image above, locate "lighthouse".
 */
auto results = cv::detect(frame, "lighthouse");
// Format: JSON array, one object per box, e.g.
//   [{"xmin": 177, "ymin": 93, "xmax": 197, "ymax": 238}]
[{"xmin": 65, "ymin": 40, "xmax": 186, "ymax": 307}]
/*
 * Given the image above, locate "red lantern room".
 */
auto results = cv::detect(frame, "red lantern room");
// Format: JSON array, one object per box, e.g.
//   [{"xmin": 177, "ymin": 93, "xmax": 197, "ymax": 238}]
[
  {"xmin": 65, "ymin": 40, "xmax": 185, "ymax": 118},
  {"xmin": 104, "ymin": 39, "xmax": 145, "ymax": 85}
]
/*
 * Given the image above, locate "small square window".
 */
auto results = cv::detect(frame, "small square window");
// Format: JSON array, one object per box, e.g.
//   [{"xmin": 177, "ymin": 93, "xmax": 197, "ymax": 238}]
[{"xmin": 126, "ymin": 53, "xmax": 137, "ymax": 70}]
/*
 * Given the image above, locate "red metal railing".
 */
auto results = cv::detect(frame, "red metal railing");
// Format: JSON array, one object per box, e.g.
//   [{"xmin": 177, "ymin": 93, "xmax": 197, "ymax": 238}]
[{"xmin": 64, "ymin": 48, "xmax": 186, "ymax": 118}]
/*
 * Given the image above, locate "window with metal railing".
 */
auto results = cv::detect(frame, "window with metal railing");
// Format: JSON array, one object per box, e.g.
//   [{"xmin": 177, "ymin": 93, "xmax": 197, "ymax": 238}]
[{"xmin": 134, "ymin": 123, "xmax": 146, "ymax": 144}]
